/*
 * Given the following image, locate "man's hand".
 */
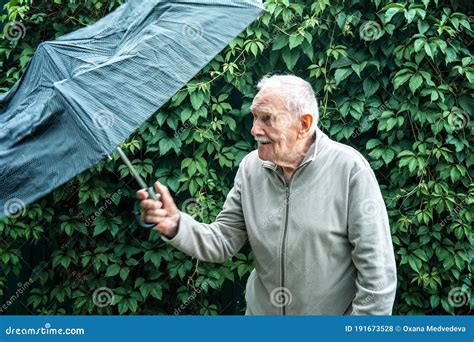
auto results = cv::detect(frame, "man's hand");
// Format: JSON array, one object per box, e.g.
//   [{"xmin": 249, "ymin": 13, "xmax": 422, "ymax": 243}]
[{"xmin": 136, "ymin": 181, "xmax": 180, "ymax": 238}]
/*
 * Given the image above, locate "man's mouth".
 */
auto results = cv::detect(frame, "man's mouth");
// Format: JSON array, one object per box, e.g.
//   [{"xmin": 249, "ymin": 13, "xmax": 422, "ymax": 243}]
[{"xmin": 256, "ymin": 137, "xmax": 272, "ymax": 145}]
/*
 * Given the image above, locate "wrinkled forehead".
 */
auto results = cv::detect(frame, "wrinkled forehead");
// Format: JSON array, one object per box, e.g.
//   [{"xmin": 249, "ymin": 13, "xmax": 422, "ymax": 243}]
[{"xmin": 251, "ymin": 87, "xmax": 289, "ymax": 114}]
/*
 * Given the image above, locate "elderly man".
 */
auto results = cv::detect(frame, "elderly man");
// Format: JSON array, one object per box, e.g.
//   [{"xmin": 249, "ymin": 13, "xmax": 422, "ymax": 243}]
[{"xmin": 137, "ymin": 74, "xmax": 397, "ymax": 315}]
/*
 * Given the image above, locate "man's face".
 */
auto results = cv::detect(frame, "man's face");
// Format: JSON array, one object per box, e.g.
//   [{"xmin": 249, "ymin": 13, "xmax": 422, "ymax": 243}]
[{"xmin": 250, "ymin": 88, "xmax": 300, "ymax": 165}]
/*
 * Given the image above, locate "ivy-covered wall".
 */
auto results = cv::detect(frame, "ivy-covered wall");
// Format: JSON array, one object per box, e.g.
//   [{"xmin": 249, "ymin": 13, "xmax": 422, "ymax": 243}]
[{"xmin": 0, "ymin": 0, "xmax": 472, "ymax": 315}]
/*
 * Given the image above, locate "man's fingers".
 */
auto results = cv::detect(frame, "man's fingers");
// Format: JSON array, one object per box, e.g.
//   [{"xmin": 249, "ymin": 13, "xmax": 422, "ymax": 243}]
[
  {"xmin": 143, "ymin": 214, "xmax": 172, "ymax": 228},
  {"xmin": 147, "ymin": 209, "xmax": 167, "ymax": 217},
  {"xmin": 144, "ymin": 215, "xmax": 162, "ymax": 224},
  {"xmin": 140, "ymin": 199, "xmax": 163, "ymax": 210},
  {"xmin": 138, "ymin": 182, "xmax": 179, "ymax": 237},
  {"xmin": 151, "ymin": 218, "xmax": 177, "ymax": 234},
  {"xmin": 136, "ymin": 189, "xmax": 149, "ymax": 200}
]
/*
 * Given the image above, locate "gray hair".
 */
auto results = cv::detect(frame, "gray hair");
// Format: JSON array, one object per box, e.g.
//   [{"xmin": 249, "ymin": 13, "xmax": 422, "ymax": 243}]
[{"xmin": 252, "ymin": 74, "xmax": 319, "ymax": 133}]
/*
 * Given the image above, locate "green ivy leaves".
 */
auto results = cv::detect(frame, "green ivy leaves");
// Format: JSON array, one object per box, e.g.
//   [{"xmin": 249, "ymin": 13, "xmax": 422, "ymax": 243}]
[{"xmin": 0, "ymin": 0, "xmax": 472, "ymax": 316}]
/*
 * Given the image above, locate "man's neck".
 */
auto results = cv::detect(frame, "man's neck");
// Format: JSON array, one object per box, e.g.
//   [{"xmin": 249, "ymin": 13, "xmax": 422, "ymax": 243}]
[{"xmin": 281, "ymin": 132, "xmax": 316, "ymax": 182}]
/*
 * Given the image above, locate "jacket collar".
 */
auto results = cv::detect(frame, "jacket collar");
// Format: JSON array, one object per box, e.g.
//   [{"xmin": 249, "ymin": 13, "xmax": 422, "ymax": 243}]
[{"xmin": 261, "ymin": 126, "xmax": 326, "ymax": 170}]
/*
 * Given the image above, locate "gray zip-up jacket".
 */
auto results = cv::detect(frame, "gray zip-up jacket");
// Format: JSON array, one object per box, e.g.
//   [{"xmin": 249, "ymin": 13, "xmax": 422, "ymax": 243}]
[{"xmin": 162, "ymin": 127, "xmax": 397, "ymax": 315}]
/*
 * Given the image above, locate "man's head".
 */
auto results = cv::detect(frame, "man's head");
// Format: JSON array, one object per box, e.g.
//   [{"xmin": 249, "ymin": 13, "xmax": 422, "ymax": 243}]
[{"xmin": 250, "ymin": 74, "xmax": 319, "ymax": 167}]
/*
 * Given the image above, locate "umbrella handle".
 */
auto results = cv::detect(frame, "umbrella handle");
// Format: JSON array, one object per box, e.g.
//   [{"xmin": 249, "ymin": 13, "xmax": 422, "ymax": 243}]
[
  {"xmin": 135, "ymin": 211, "xmax": 156, "ymax": 230},
  {"xmin": 134, "ymin": 186, "xmax": 162, "ymax": 229},
  {"xmin": 116, "ymin": 146, "xmax": 160, "ymax": 200},
  {"xmin": 146, "ymin": 186, "xmax": 159, "ymax": 201},
  {"xmin": 116, "ymin": 146, "xmax": 161, "ymax": 230}
]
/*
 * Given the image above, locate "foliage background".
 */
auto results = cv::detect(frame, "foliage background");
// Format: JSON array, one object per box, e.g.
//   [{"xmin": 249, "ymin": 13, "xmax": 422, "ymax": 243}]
[{"xmin": 0, "ymin": 0, "xmax": 472, "ymax": 315}]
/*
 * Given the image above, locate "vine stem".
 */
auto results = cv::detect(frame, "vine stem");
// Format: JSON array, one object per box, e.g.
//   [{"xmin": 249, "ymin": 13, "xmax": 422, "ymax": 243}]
[{"xmin": 321, "ymin": 16, "xmax": 338, "ymax": 121}]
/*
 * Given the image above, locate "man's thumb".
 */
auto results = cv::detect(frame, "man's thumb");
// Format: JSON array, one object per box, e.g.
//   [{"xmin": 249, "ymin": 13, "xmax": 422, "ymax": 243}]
[{"xmin": 154, "ymin": 181, "xmax": 176, "ymax": 209}]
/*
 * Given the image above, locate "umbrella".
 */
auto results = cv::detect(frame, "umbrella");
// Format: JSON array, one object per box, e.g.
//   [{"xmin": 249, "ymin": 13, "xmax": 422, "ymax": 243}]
[{"xmin": 0, "ymin": 0, "xmax": 262, "ymax": 219}]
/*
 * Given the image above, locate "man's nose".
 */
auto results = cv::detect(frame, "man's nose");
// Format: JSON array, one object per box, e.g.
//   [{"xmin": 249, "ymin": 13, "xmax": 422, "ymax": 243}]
[{"xmin": 251, "ymin": 119, "xmax": 264, "ymax": 137}]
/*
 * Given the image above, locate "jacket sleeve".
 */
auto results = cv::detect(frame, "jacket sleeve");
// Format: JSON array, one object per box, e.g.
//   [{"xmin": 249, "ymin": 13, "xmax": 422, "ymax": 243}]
[
  {"xmin": 347, "ymin": 166, "xmax": 397, "ymax": 315},
  {"xmin": 160, "ymin": 160, "xmax": 248, "ymax": 263}
]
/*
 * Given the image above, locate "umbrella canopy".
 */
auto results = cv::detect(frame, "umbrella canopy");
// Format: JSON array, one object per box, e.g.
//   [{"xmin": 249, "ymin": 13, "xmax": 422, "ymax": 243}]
[{"xmin": 0, "ymin": 0, "xmax": 262, "ymax": 219}]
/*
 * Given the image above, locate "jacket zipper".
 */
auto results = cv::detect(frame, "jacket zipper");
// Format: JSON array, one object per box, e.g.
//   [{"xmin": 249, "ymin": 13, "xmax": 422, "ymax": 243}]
[
  {"xmin": 277, "ymin": 162, "xmax": 311, "ymax": 315},
  {"xmin": 281, "ymin": 182, "xmax": 290, "ymax": 315}
]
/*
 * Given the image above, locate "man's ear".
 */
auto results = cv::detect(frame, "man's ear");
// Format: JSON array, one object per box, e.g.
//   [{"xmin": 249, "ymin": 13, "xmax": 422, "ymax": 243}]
[{"xmin": 299, "ymin": 114, "xmax": 313, "ymax": 136}]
